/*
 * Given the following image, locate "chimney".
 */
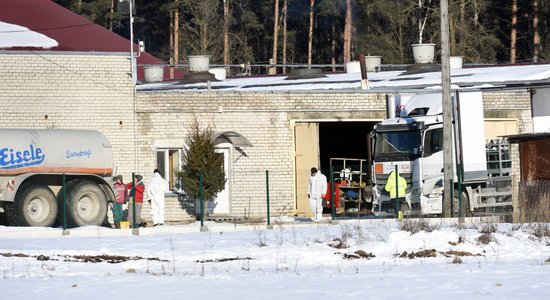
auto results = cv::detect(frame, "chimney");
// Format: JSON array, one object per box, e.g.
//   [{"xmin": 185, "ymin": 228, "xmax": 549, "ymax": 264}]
[{"xmin": 359, "ymin": 53, "xmax": 370, "ymax": 89}]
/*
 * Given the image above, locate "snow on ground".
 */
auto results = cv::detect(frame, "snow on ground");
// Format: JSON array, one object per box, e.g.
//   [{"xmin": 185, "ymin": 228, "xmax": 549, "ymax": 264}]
[{"xmin": 0, "ymin": 218, "xmax": 549, "ymax": 299}]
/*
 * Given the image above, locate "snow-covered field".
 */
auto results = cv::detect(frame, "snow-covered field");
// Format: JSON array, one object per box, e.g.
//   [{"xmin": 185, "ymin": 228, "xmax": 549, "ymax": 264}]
[{"xmin": 1, "ymin": 218, "xmax": 549, "ymax": 299}]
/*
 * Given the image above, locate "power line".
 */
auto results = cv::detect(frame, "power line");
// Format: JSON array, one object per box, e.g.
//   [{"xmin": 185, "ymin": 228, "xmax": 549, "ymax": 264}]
[{"xmin": 0, "ymin": 22, "xmax": 97, "ymax": 34}]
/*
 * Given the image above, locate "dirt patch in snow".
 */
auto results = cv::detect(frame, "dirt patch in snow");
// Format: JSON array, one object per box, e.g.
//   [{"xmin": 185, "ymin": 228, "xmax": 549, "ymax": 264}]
[
  {"xmin": 195, "ymin": 257, "xmax": 254, "ymax": 263},
  {"xmin": 340, "ymin": 250, "xmax": 375, "ymax": 260},
  {"xmin": 443, "ymin": 250, "xmax": 483, "ymax": 257},
  {"xmin": 397, "ymin": 249, "xmax": 484, "ymax": 259},
  {"xmin": 399, "ymin": 249, "xmax": 437, "ymax": 259},
  {"xmin": 1, "ymin": 252, "xmax": 167, "ymax": 264}
]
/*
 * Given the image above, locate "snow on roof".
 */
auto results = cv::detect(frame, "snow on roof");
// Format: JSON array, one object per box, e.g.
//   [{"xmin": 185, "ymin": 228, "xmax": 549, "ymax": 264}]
[
  {"xmin": 137, "ymin": 64, "xmax": 550, "ymax": 93},
  {"xmin": 0, "ymin": 0, "xmax": 179, "ymax": 81},
  {"xmin": 0, "ymin": 21, "xmax": 57, "ymax": 49}
]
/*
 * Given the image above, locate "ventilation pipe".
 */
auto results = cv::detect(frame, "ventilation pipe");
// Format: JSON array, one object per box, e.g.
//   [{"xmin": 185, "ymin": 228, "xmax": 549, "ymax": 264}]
[
  {"xmin": 386, "ymin": 95, "xmax": 396, "ymax": 118},
  {"xmin": 359, "ymin": 53, "xmax": 370, "ymax": 89}
]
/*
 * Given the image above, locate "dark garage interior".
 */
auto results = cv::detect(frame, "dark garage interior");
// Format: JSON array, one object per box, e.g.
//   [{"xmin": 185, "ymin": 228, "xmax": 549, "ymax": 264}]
[
  {"xmin": 318, "ymin": 121, "xmax": 378, "ymax": 212},
  {"xmin": 319, "ymin": 121, "xmax": 377, "ymax": 172}
]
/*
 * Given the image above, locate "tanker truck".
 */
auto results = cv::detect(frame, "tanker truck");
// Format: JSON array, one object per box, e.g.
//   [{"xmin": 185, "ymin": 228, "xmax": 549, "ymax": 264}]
[
  {"xmin": 0, "ymin": 129, "xmax": 115, "ymax": 227},
  {"xmin": 369, "ymin": 91, "xmax": 513, "ymax": 217}
]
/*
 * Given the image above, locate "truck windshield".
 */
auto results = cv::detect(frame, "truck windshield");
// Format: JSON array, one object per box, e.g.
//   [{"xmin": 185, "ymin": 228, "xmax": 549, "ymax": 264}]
[{"xmin": 374, "ymin": 130, "xmax": 421, "ymax": 161}]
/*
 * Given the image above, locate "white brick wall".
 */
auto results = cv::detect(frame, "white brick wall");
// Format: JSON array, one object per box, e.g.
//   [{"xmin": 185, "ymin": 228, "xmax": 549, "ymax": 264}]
[
  {"xmin": 0, "ymin": 52, "xmax": 137, "ymax": 180},
  {"xmin": 0, "ymin": 51, "xmax": 534, "ymax": 220}
]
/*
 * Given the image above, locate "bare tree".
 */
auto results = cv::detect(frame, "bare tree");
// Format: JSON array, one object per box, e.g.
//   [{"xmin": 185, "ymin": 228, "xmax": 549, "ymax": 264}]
[
  {"xmin": 416, "ymin": 0, "xmax": 434, "ymax": 44},
  {"xmin": 174, "ymin": 1, "xmax": 180, "ymax": 71},
  {"xmin": 459, "ymin": 0, "xmax": 465, "ymax": 56},
  {"xmin": 343, "ymin": 0, "xmax": 352, "ymax": 63},
  {"xmin": 180, "ymin": 0, "xmax": 223, "ymax": 60},
  {"xmin": 224, "ymin": 0, "xmax": 232, "ymax": 68},
  {"xmin": 308, "ymin": 0, "xmax": 315, "ymax": 66},
  {"xmin": 109, "ymin": 0, "xmax": 115, "ymax": 31},
  {"xmin": 170, "ymin": 9, "xmax": 174, "ymax": 78},
  {"xmin": 510, "ymin": 0, "xmax": 517, "ymax": 63},
  {"xmin": 272, "ymin": 0, "xmax": 280, "ymax": 74},
  {"xmin": 452, "ymin": 0, "xmax": 502, "ymax": 63},
  {"xmin": 283, "ymin": 0, "xmax": 288, "ymax": 74},
  {"xmin": 331, "ymin": 20, "xmax": 336, "ymax": 71},
  {"xmin": 533, "ymin": 0, "xmax": 540, "ymax": 62}
]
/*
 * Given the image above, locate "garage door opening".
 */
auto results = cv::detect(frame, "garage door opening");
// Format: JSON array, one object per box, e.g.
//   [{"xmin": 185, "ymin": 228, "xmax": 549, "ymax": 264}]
[
  {"xmin": 319, "ymin": 122, "xmax": 377, "ymax": 170},
  {"xmin": 320, "ymin": 121, "xmax": 377, "ymax": 213},
  {"xmin": 294, "ymin": 121, "xmax": 379, "ymax": 216}
]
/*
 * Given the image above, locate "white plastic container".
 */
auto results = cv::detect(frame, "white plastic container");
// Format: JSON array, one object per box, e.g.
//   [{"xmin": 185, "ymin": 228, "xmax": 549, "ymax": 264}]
[
  {"xmin": 188, "ymin": 55, "xmax": 210, "ymax": 72},
  {"xmin": 411, "ymin": 43, "xmax": 436, "ymax": 64},
  {"xmin": 208, "ymin": 67, "xmax": 227, "ymax": 80},
  {"xmin": 450, "ymin": 56, "xmax": 463, "ymax": 69},
  {"xmin": 365, "ymin": 56, "xmax": 382, "ymax": 72},
  {"xmin": 143, "ymin": 66, "xmax": 164, "ymax": 82},
  {"xmin": 345, "ymin": 61, "xmax": 361, "ymax": 73}
]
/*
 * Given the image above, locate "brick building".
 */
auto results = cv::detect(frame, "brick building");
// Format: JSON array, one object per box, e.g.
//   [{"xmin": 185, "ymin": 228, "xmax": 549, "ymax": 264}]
[{"xmin": 1, "ymin": 0, "xmax": 549, "ymax": 223}]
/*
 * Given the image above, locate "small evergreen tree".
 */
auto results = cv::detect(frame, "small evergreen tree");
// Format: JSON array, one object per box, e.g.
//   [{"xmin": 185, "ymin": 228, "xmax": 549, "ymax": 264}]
[{"xmin": 179, "ymin": 119, "xmax": 225, "ymax": 216}]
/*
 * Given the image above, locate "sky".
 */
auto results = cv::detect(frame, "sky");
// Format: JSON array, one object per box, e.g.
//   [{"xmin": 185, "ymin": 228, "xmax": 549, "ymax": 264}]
[{"xmin": 1, "ymin": 218, "xmax": 549, "ymax": 300}]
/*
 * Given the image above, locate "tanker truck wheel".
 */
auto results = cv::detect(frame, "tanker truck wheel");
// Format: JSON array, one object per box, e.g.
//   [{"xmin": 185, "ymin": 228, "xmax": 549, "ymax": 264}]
[
  {"xmin": 62, "ymin": 180, "xmax": 108, "ymax": 227},
  {"xmin": 7, "ymin": 184, "xmax": 58, "ymax": 227}
]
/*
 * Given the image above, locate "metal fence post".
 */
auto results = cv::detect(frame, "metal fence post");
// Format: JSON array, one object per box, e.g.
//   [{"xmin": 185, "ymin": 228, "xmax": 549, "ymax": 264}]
[
  {"xmin": 330, "ymin": 166, "xmax": 335, "ymax": 220},
  {"xmin": 200, "ymin": 172, "xmax": 204, "ymax": 228},
  {"xmin": 131, "ymin": 172, "xmax": 136, "ymax": 228},
  {"xmin": 395, "ymin": 165, "xmax": 400, "ymax": 218},
  {"xmin": 61, "ymin": 174, "xmax": 69, "ymax": 235},
  {"xmin": 266, "ymin": 170, "xmax": 271, "ymax": 226}
]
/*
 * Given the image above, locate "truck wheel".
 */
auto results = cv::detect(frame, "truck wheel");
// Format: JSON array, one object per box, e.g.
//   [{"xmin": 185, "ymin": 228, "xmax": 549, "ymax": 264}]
[
  {"xmin": 8, "ymin": 184, "xmax": 58, "ymax": 227},
  {"xmin": 453, "ymin": 189, "xmax": 472, "ymax": 217},
  {"xmin": 63, "ymin": 180, "xmax": 108, "ymax": 227}
]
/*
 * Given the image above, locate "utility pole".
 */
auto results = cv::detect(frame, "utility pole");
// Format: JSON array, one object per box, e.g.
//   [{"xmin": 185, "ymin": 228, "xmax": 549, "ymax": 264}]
[{"xmin": 440, "ymin": 0, "xmax": 453, "ymax": 217}]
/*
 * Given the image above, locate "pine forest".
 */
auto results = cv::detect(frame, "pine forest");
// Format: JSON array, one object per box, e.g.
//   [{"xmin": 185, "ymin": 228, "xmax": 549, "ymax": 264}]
[{"xmin": 54, "ymin": 0, "xmax": 550, "ymax": 73}]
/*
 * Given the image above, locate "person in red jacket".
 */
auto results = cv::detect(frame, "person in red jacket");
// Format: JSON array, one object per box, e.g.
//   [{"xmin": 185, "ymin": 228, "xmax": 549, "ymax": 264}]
[
  {"xmin": 112, "ymin": 175, "xmax": 128, "ymax": 229},
  {"xmin": 126, "ymin": 174, "xmax": 145, "ymax": 228}
]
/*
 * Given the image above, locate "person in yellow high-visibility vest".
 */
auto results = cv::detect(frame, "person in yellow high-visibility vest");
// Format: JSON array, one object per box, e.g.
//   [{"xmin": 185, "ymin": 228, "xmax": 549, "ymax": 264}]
[{"xmin": 385, "ymin": 170, "xmax": 407, "ymax": 217}]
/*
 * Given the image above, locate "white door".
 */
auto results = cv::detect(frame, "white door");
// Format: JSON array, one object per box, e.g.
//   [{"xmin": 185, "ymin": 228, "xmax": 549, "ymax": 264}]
[{"xmin": 210, "ymin": 147, "xmax": 230, "ymax": 214}]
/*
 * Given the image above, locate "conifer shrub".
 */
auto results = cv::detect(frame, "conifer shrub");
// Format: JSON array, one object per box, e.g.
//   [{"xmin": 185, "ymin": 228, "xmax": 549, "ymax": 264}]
[{"xmin": 178, "ymin": 119, "xmax": 226, "ymax": 217}]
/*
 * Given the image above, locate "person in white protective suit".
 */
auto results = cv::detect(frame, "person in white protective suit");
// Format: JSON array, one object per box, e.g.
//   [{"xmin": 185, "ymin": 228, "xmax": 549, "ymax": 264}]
[
  {"xmin": 147, "ymin": 169, "xmax": 169, "ymax": 226},
  {"xmin": 308, "ymin": 167, "xmax": 327, "ymax": 221}
]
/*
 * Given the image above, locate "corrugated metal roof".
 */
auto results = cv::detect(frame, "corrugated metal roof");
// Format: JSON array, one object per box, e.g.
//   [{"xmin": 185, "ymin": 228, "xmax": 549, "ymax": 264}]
[{"xmin": 506, "ymin": 132, "xmax": 550, "ymax": 143}]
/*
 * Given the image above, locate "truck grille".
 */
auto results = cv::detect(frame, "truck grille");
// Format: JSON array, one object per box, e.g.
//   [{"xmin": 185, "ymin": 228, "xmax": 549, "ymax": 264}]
[{"xmin": 375, "ymin": 173, "xmax": 413, "ymax": 196}]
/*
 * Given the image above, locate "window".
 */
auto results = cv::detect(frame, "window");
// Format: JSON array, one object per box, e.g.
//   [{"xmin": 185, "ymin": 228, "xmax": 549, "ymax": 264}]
[
  {"xmin": 423, "ymin": 128, "xmax": 443, "ymax": 157},
  {"xmin": 374, "ymin": 130, "xmax": 422, "ymax": 160},
  {"xmin": 156, "ymin": 149, "xmax": 181, "ymax": 190}
]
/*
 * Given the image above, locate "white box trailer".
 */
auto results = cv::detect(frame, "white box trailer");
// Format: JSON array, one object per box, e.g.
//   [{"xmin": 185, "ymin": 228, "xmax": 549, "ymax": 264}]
[
  {"xmin": 0, "ymin": 129, "xmax": 115, "ymax": 227},
  {"xmin": 370, "ymin": 91, "xmax": 512, "ymax": 216}
]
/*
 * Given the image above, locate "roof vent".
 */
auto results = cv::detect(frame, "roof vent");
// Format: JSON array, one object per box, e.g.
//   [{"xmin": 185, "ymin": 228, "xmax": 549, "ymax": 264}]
[
  {"xmin": 365, "ymin": 56, "xmax": 382, "ymax": 72},
  {"xmin": 209, "ymin": 68, "xmax": 227, "ymax": 80},
  {"xmin": 188, "ymin": 55, "xmax": 210, "ymax": 72},
  {"xmin": 179, "ymin": 55, "xmax": 218, "ymax": 84},
  {"xmin": 411, "ymin": 43, "xmax": 436, "ymax": 64},
  {"xmin": 450, "ymin": 56, "xmax": 463, "ymax": 69},
  {"xmin": 143, "ymin": 65, "xmax": 164, "ymax": 82},
  {"xmin": 346, "ymin": 61, "xmax": 361, "ymax": 73}
]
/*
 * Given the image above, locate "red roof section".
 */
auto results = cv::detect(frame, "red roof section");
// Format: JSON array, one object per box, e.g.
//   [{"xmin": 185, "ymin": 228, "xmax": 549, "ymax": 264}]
[{"xmin": 0, "ymin": 0, "xmax": 181, "ymax": 81}]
